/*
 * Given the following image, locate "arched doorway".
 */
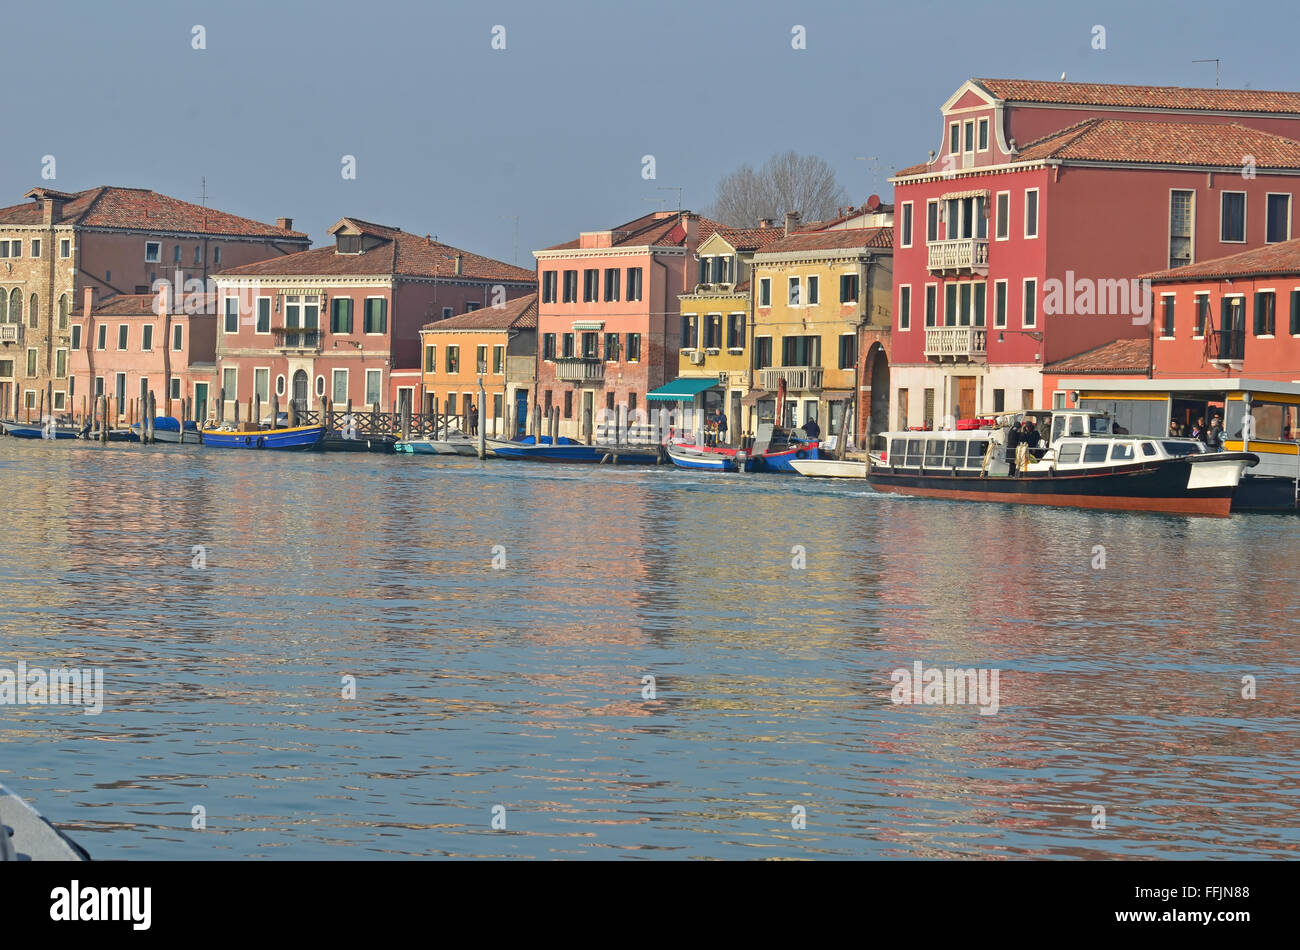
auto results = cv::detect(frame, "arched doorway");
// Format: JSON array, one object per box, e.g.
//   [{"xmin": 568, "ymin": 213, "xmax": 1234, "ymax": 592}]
[
  {"xmin": 867, "ymin": 344, "xmax": 890, "ymax": 440},
  {"xmin": 292, "ymin": 370, "xmax": 308, "ymax": 415}
]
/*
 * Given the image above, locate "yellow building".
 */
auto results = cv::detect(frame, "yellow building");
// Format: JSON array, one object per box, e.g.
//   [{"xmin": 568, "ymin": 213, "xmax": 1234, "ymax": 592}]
[
  {"xmin": 669, "ymin": 225, "xmax": 786, "ymax": 441},
  {"xmin": 750, "ymin": 212, "xmax": 893, "ymax": 447}
]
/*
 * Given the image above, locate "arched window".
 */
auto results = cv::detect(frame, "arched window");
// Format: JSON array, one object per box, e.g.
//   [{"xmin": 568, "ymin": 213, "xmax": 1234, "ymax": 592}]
[
  {"xmin": 0, "ymin": 290, "xmax": 7, "ymax": 322},
  {"xmin": 58, "ymin": 294, "xmax": 69, "ymax": 330},
  {"xmin": 29, "ymin": 294, "xmax": 38, "ymax": 329},
  {"xmin": 10, "ymin": 289, "xmax": 22, "ymax": 325}
]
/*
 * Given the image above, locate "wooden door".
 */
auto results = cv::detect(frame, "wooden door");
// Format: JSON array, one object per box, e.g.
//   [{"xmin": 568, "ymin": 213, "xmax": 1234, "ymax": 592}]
[{"xmin": 956, "ymin": 376, "xmax": 976, "ymax": 422}]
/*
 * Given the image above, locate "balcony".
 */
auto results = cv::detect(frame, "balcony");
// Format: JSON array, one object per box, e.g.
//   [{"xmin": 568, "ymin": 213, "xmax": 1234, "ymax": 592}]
[
  {"xmin": 272, "ymin": 326, "xmax": 321, "ymax": 353},
  {"xmin": 554, "ymin": 357, "xmax": 605, "ymax": 383},
  {"xmin": 0, "ymin": 324, "xmax": 21, "ymax": 344},
  {"xmin": 924, "ymin": 326, "xmax": 987, "ymax": 362},
  {"xmin": 1209, "ymin": 329, "xmax": 1245, "ymax": 363},
  {"xmin": 759, "ymin": 366, "xmax": 823, "ymax": 391},
  {"xmin": 927, "ymin": 238, "xmax": 989, "ymax": 275}
]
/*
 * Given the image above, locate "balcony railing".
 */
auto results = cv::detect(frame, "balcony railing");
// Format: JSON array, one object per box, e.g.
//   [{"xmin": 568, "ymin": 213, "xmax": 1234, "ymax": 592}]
[
  {"xmin": 759, "ymin": 366, "xmax": 824, "ymax": 391},
  {"xmin": 1210, "ymin": 329, "xmax": 1245, "ymax": 362},
  {"xmin": 924, "ymin": 326, "xmax": 987, "ymax": 362},
  {"xmin": 0, "ymin": 323, "xmax": 21, "ymax": 344},
  {"xmin": 927, "ymin": 238, "xmax": 989, "ymax": 274},
  {"xmin": 272, "ymin": 327, "xmax": 321, "ymax": 351},
  {"xmin": 554, "ymin": 357, "xmax": 605, "ymax": 382}
]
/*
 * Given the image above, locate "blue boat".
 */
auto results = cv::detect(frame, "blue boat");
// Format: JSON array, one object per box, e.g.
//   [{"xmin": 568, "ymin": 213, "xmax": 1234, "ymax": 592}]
[
  {"xmin": 200, "ymin": 424, "xmax": 326, "ymax": 450},
  {"xmin": 130, "ymin": 417, "xmax": 201, "ymax": 444},
  {"xmin": 755, "ymin": 440, "xmax": 820, "ymax": 473},
  {"xmin": 1, "ymin": 420, "xmax": 81, "ymax": 440},
  {"xmin": 486, "ymin": 435, "xmax": 660, "ymax": 465},
  {"xmin": 665, "ymin": 440, "xmax": 755, "ymax": 472}
]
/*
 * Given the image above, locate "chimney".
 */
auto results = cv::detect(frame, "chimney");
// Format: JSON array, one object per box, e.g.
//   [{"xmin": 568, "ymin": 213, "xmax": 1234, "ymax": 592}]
[
  {"xmin": 277, "ymin": 217, "xmax": 293, "ymax": 231},
  {"xmin": 784, "ymin": 211, "xmax": 802, "ymax": 236},
  {"xmin": 82, "ymin": 286, "xmax": 95, "ymax": 318},
  {"xmin": 42, "ymin": 196, "xmax": 65, "ymax": 226},
  {"xmin": 454, "ymin": 253, "xmax": 463, "ymax": 276},
  {"xmin": 425, "ymin": 234, "xmax": 432, "ymax": 245},
  {"xmin": 758, "ymin": 217, "xmax": 775, "ymax": 229}
]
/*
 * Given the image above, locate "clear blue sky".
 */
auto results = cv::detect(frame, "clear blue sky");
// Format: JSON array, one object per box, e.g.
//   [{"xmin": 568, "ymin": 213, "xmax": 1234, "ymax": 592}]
[{"xmin": 3, "ymin": 0, "xmax": 1291, "ymax": 267}]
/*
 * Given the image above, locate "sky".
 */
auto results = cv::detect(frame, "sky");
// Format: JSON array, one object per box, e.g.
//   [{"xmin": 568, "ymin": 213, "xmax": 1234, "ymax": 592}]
[{"xmin": 3, "ymin": 0, "xmax": 1295, "ymax": 267}]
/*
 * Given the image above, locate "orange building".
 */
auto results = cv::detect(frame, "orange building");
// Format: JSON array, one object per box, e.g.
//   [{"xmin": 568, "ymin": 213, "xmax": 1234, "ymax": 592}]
[{"xmin": 418, "ymin": 292, "xmax": 537, "ymax": 436}]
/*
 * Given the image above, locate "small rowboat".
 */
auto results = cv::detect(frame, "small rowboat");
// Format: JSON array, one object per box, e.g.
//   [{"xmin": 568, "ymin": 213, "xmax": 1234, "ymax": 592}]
[
  {"xmin": 0, "ymin": 419, "xmax": 81, "ymax": 440},
  {"xmin": 200, "ymin": 423, "xmax": 326, "ymax": 450},
  {"xmin": 790, "ymin": 458, "xmax": 867, "ymax": 478},
  {"xmin": 665, "ymin": 440, "xmax": 754, "ymax": 472},
  {"xmin": 487, "ymin": 435, "xmax": 660, "ymax": 464}
]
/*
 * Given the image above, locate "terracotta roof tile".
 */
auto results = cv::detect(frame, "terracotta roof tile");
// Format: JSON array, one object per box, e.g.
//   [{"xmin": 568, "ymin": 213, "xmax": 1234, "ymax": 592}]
[
  {"xmin": 1014, "ymin": 118, "xmax": 1300, "ymax": 168},
  {"xmin": 421, "ymin": 293, "xmax": 537, "ymax": 331},
  {"xmin": 754, "ymin": 227, "xmax": 893, "ymax": 255},
  {"xmin": 1142, "ymin": 237, "xmax": 1300, "ymax": 281},
  {"xmin": 976, "ymin": 78, "xmax": 1300, "ymax": 115},
  {"xmin": 711, "ymin": 225, "xmax": 788, "ymax": 250},
  {"xmin": 540, "ymin": 211, "xmax": 723, "ymax": 252},
  {"xmin": 89, "ymin": 292, "xmax": 218, "ymax": 315},
  {"xmin": 1043, "ymin": 338, "xmax": 1151, "ymax": 374},
  {"xmin": 0, "ymin": 186, "xmax": 308, "ymax": 239}
]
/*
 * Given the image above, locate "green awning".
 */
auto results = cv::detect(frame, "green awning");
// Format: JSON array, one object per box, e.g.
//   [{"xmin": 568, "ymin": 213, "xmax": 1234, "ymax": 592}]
[{"xmin": 646, "ymin": 377, "xmax": 721, "ymax": 402}]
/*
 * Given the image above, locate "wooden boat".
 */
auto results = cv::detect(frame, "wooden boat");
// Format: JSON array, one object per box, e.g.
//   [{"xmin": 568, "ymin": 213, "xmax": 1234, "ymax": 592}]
[
  {"xmin": 317, "ymin": 432, "xmax": 397, "ymax": 453},
  {"xmin": 396, "ymin": 434, "xmax": 478, "ymax": 456},
  {"xmin": 665, "ymin": 440, "xmax": 754, "ymax": 472},
  {"xmin": 790, "ymin": 458, "xmax": 867, "ymax": 478},
  {"xmin": 867, "ymin": 409, "xmax": 1257, "ymax": 517},
  {"xmin": 0, "ymin": 782, "xmax": 89, "ymax": 861},
  {"xmin": 1, "ymin": 419, "xmax": 82, "ymax": 439},
  {"xmin": 487, "ymin": 434, "xmax": 660, "ymax": 465},
  {"xmin": 129, "ymin": 417, "xmax": 201, "ymax": 444},
  {"xmin": 199, "ymin": 423, "xmax": 326, "ymax": 450}
]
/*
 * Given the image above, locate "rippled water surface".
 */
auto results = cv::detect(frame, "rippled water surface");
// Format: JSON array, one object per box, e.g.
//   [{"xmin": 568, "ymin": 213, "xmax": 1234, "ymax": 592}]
[{"xmin": 1, "ymin": 438, "xmax": 1296, "ymax": 859}]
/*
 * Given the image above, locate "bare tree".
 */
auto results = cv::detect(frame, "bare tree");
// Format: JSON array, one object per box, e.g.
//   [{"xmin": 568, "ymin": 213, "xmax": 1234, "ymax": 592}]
[{"xmin": 706, "ymin": 151, "xmax": 849, "ymax": 227}]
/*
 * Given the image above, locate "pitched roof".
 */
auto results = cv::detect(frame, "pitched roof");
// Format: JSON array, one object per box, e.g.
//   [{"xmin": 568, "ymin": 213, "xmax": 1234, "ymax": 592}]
[
  {"xmin": 0, "ymin": 186, "xmax": 308, "ymax": 238},
  {"xmin": 541, "ymin": 211, "xmax": 723, "ymax": 252},
  {"xmin": 754, "ymin": 227, "xmax": 893, "ymax": 255},
  {"xmin": 712, "ymin": 225, "xmax": 788, "ymax": 251},
  {"xmin": 1043, "ymin": 338, "xmax": 1151, "ymax": 374},
  {"xmin": 1142, "ymin": 237, "xmax": 1300, "ymax": 282},
  {"xmin": 421, "ymin": 293, "xmax": 537, "ymax": 331},
  {"xmin": 218, "ymin": 223, "xmax": 535, "ymax": 283},
  {"xmin": 1014, "ymin": 118, "xmax": 1300, "ymax": 168},
  {"xmin": 975, "ymin": 78, "xmax": 1300, "ymax": 115},
  {"xmin": 88, "ymin": 292, "xmax": 218, "ymax": 316}
]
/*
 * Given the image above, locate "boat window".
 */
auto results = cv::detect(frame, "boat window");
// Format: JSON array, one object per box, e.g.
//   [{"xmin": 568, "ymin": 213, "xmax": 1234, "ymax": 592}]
[
  {"xmin": 1110, "ymin": 442, "xmax": 1135, "ymax": 461},
  {"xmin": 1083, "ymin": 443, "xmax": 1109, "ymax": 463},
  {"xmin": 1162, "ymin": 440, "xmax": 1202, "ymax": 457},
  {"xmin": 944, "ymin": 440, "xmax": 964, "ymax": 465},
  {"xmin": 1090, "ymin": 417, "xmax": 1112, "ymax": 434},
  {"xmin": 1068, "ymin": 417, "xmax": 1085, "ymax": 437},
  {"xmin": 905, "ymin": 439, "xmax": 923, "ymax": 466},
  {"xmin": 966, "ymin": 440, "xmax": 989, "ymax": 466},
  {"xmin": 891, "ymin": 439, "xmax": 906, "ymax": 464},
  {"xmin": 1051, "ymin": 416, "xmax": 1065, "ymax": 442},
  {"xmin": 925, "ymin": 440, "xmax": 944, "ymax": 465},
  {"xmin": 1056, "ymin": 442, "xmax": 1081, "ymax": 464},
  {"xmin": 1141, "ymin": 442, "xmax": 1157, "ymax": 456}
]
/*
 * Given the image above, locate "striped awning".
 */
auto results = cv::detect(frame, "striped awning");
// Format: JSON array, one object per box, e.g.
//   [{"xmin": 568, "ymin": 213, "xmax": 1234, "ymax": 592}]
[{"xmin": 940, "ymin": 188, "xmax": 990, "ymax": 200}]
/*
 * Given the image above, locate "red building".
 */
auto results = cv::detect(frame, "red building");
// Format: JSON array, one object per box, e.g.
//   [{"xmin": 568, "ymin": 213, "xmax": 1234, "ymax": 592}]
[
  {"xmin": 889, "ymin": 78, "xmax": 1300, "ymax": 430},
  {"xmin": 533, "ymin": 210, "xmax": 720, "ymax": 440},
  {"xmin": 213, "ymin": 217, "xmax": 534, "ymax": 417}
]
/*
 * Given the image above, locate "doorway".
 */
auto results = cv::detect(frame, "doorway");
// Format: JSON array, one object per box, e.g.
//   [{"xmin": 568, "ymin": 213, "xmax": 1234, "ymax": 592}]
[
  {"xmin": 955, "ymin": 376, "xmax": 976, "ymax": 422},
  {"xmin": 194, "ymin": 382, "xmax": 209, "ymax": 422},
  {"xmin": 292, "ymin": 370, "xmax": 308, "ymax": 415}
]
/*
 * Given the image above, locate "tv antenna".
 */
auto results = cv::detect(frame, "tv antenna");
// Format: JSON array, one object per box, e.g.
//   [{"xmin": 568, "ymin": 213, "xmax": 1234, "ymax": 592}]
[
  {"xmin": 1193, "ymin": 58, "xmax": 1221, "ymax": 88},
  {"xmin": 657, "ymin": 186, "xmax": 684, "ymax": 211},
  {"xmin": 856, "ymin": 156, "xmax": 881, "ymax": 190},
  {"xmin": 196, "ymin": 176, "xmax": 209, "ymax": 207}
]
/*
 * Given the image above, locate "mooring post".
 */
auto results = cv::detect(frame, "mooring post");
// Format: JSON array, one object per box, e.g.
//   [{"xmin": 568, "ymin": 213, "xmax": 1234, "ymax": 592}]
[
  {"xmin": 401, "ymin": 392, "xmax": 411, "ymax": 442},
  {"xmin": 147, "ymin": 392, "xmax": 156, "ymax": 443},
  {"xmin": 271, "ymin": 392, "xmax": 279, "ymax": 430}
]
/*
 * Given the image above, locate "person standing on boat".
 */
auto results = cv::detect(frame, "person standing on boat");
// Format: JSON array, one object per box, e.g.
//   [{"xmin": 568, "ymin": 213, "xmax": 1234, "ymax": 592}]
[
  {"xmin": 802, "ymin": 416, "xmax": 821, "ymax": 441},
  {"xmin": 1206, "ymin": 413, "xmax": 1223, "ymax": 449},
  {"xmin": 1189, "ymin": 416, "xmax": 1205, "ymax": 441},
  {"xmin": 468, "ymin": 402, "xmax": 479, "ymax": 436},
  {"xmin": 714, "ymin": 409, "xmax": 728, "ymax": 446},
  {"xmin": 1169, "ymin": 420, "xmax": 1183, "ymax": 437}
]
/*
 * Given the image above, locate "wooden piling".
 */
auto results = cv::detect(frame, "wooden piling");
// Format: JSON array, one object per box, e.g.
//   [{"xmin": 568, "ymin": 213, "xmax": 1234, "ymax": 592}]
[
  {"xmin": 253, "ymin": 393, "xmax": 260, "ymax": 430},
  {"xmin": 400, "ymin": 393, "xmax": 411, "ymax": 441},
  {"xmin": 271, "ymin": 392, "xmax": 279, "ymax": 430},
  {"xmin": 217, "ymin": 387, "xmax": 225, "ymax": 423},
  {"xmin": 146, "ymin": 392, "xmax": 156, "ymax": 443}
]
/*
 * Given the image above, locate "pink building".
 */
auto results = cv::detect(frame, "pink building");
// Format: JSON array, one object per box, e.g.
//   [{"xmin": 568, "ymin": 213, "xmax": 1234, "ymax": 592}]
[
  {"xmin": 68, "ymin": 289, "xmax": 216, "ymax": 421},
  {"xmin": 533, "ymin": 211, "xmax": 720, "ymax": 439},
  {"xmin": 890, "ymin": 78, "xmax": 1300, "ymax": 428},
  {"xmin": 213, "ymin": 218, "xmax": 534, "ymax": 417}
]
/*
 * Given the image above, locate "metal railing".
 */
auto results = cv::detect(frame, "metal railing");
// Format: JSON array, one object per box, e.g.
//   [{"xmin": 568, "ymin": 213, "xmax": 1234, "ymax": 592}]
[
  {"xmin": 759, "ymin": 366, "xmax": 824, "ymax": 391},
  {"xmin": 554, "ymin": 357, "xmax": 605, "ymax": 382}
]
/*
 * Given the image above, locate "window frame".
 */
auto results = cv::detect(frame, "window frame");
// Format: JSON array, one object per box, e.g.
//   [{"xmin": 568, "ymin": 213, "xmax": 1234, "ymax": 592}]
[
  {"xmin": 995, "ymin": 191, "xmax": 1010, "ymax": 241},
  {"xmin": 1265, "ymin": 192, "xmax": 1292, "ymax": 244},
  {"xmin": 1220, "ymin": 190, "xmax": 1247, "ymax": 244},
  {"xmin": 1024, "ymin": 188, "xmax": 1039, "ymax": 239},
  {"xmin": 900, "ymin": 202, "xmax": 913, "ymax": 248},
  {"xmin": 1022, "ymin": 278, "xmax": 1038, "ymax": 329},
  {"xmin": 898, "ymin": 284, "xmax": 911, "ymax": 332}
]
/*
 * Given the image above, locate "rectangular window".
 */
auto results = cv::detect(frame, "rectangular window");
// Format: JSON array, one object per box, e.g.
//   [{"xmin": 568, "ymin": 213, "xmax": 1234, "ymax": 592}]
[
  {"xmin": 224, "ymin": 297, "xmax": 238, "ymax": 333},
  {"xmin": 330, "ymin": 298, "xmax": 353, "ymax": 333},
  {"xmin": 442, "ymin": 307, "xmax": 453, "ymax": 320},
  {"xmin": 476, "ymin": 344, "xmax": 488, "ymax": 373},
  {"xmin": 60, "ymin": 239, "xmax": 71, "ymax": 258},
  {"xmin": 1266, "ymin": 193, "xmax": 1291, "ymax": 243},
  {"xmin": 604, "ymin": 268, "xmax": 620, "ymax": 302},
  {"xmin": 1291, "ymin": 290, "xmax": 1300, "ymax": 336},
  {"xmin": 1254, "ymin": 291, "xmax": 1276, "ymax": 336},
  {"xmin": 213, "ymin": 246, "xmax": 221, "ymax": 265},
  {"xmin": 446, "ymin": 345, "xmax": 460, "ymax": 374},
  {"xmin": 581, "ymin": 331, "xmax": 598, "ymax": 358},
  {"xmin": 563, "ymin": 390, "xmax": 573, "ymax": 419},
  {"xmin": 562, "ymin": 333, "xmax": 574, "ymax": 358},
  {"xmin": 978, "ymin": 117, "xmax": 989, "ymax": 151},
  {"xmin": 838, "ymin": 334, "xmax": 856, "ymax": 370},
  {"xmin": 901, "ymin": 203, "xmax": 913, "ymax": 247},
  {"xmin": 1023, "ymin": 278, "xmax": 1037, "ymax": 328},
  {"xmin": 994, "ymin": 280, "xmax": 1008, "ymax": 328},
  {"xmin": 788, "ymin": 277, "xmax": 801, "ymax": 306},
  {"xmin": 1220, "ymin": 191, "xmax": 1246, "ymax": 243},
  {"xmin": 26, "ymin": 348, "xmax": 37, "ymax": 377},
  {"xmin": 142, "ymin": 324, "xmax": 154, "ymax": 351},
  {"xmin": 780, "ymin": 335, "xmax": 820, "ymax": 366},
  {"xmin": 173, "ymin": 245, "xmax": 182, "ymax": 263},
  {"xmin": 759, "ymin": 278, "xmax": 771, "ymax": 307},
  {"xmin": 807, "ymin": 275, "xmax": 819, "ymax": 305},
  {"xmin": 993, "ymin": 388, "xmax": 1005, "ymax": 413},
  {"xmin": 583, "ymin": 268, "xmax": 599, "ymax": 302},
  {"xmin": 704, "ymin": 314, "xmax": 722, "ymax": 349},
  {"xmin": 145, "ymin": 241, "xmax": 161, "ymax": 263},
  {"xmin": 1161, "ymin": 296, "xmax": 1175, "ymax": 337},
  {"xmin": 115, "ymin": 373, "xmax": 127, "ymax": 406},
  {"xmin": 55, "ymin": 348, "xmax": 67, "ymax": 379},
  {"xmin": 974, "ymin": 282, "xmax": 986, "ymax": 327},
  {"xmin": 626, "ymin": 268, "xmax": 643, "ymax": 301},
  {"xmin": 898, "ymin": 285, "xmax": 911, "ymax": 331},
  {"xmin": 541, "ymin": 271, "xmax": 557, "ymax": 304},
  {"xmin": 840, "ymin": 273, "xmax": 859, "ymax": 303},
  {"xmin": 603, "ymin": 333, "xmax": 619, "ymax": 361},
  {"xmin": 925, "ymin": 285, "xmax": 937, "ymax": 327},
  {"xmin": 727, "ymin": 313, "xmax": 745, "ymax": 349},
  {"xmin": 365, "ymin": 370, "xmax": 382, "ymax": 407},
  {"xmin": 170, "ymin": 377, "xmax": 181, "ymax": 400},
  {"xmin": 425, "ymin": 344, "xmax": 436, "ymax": 373},
  {"xmin": 117, "ymin": 324, "xmax": 128, "ymax": 350},
  {"xmin": 950, "ymin": 122, "xmax": 960, "ymax": 154},
  {"xmin": 172, "ymin": 324, "xmax": 183, "ymax": 351},
  {"xmin": 1194, "ymin": 292, "xmax": 1210, "ymax": 337},
  {"xmin": 562, "ymin": 270, "xmax": 578, "ymax": 302},
  {"xmin": 364, "ymin": 298, "xmax": 387, "ymax": 334},
  {"xmin": 964, "ymin": 120, "xmax": 974, "ymax": 153},
  {"xmin": 755, "ymin": 336, "xmax": 773, "ymax": 369},
  {"xmin": 222, "ymin": 367, "xmax": 237, "ymax": 404},
  {"xmin": 93, "ymin": 376, "xmax": 103, "ymax": 398},
  {"xmin": 1024, "ymin": 189, "xmax": 1039, "ymax": 239},
  {"xmin": 627, "ymin": 333, "xmax": 641, "ymax": 361},
  {"xmin": 995, "ymin": 192, "xmax": 1010, "ymax": 241},
  {"xmin": 331, "ymin": 369, "xmax": 347, "ymax": 404},
  {"xmin": 31, "ymin": 239, "xmax": 41, "ymax": 257},
  {"xmin": 542, "ymin": 333, "xmax": 556, "ymax": 361},
  {"xmin": 96, "ymin": 324, "xmax": 107, "ymax": 350},
  {"xmin": 254, "ymin": 367, "xmax": 270, "ymax": 404},
  {"xmin": 927, "ymin": 200, "xmax": 939, "ymax": 243},
  {"xmin": 1166, "ymin": 189, "xmax": 1194, "ymax": 268},
  {"xmin": 493, "ymin": 344, "xmax": 504, "ymax": 374},
  {"xmin": 71, "ymin": 325, "xmax": 82, "ymax": 351}
]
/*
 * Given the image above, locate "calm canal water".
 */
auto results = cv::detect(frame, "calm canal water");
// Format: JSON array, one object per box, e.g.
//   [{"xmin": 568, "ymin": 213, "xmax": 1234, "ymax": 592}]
[{"xmin": 1, "ymin": 438, "xmax": 1296, "ymax": 859}]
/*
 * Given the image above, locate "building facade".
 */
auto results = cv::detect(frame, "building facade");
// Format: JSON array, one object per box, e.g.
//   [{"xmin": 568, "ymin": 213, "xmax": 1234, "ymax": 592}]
[
  {"xmin": 213, "ymin": 218, "xmax": 534, "ymax": 418},
  {"xmin": 889, "ymin": 78, "xmax": 1300, "ymax": 431},
  {"xmin": 0, "ymin": 186, "xmax": 307, "ymax": 417}
]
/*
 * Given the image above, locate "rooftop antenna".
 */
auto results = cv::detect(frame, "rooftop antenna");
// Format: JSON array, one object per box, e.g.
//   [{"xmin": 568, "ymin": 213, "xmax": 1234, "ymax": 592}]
[
  {"xmin": 856, "ymin": 156, "xmax": 881, "ymax": 191},
  {"xmin": 196, "ymin": 176, "xmax": 208, "ymax": 206},
  {"xmin": 498, "ymin": 214, "xmax": 519, "ymax": 266},
  {"xmin": 1193, "ymin": 58, "xmax": 1221, "ymax": 88},
  {"xmin": 657, "ymin": 186, "xmax": 683, "ymax": 211}
]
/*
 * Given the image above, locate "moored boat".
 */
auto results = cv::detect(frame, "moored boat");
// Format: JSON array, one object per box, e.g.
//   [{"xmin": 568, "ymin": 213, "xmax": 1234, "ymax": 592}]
[
  {"xmin": 1, "ymin": 419, "xmax": 82, "ymax": 440},
  {"xmin": 317, "ymin": 432, "xmax": 397, "ymax": 453},
  {"xmin": 129, "ymin": 417, "xmax": 201, "ymax": 444},
  {"xmin": 487, "ymin": 434, "xmax": 660, "ymax": 465},
  {"xmin": 665, "ymin": 440, "xmax": 754, "ymax": 472},
  {"xmin": 790, "ymin": 458, "xmax": 867, "ymax": 478},
  {"xmin": 199, "ymin": 423, "xmax": 326, "ymax": 450}
]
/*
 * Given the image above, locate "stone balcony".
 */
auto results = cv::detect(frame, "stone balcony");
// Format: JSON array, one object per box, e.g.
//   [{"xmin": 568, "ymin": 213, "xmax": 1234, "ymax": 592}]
[
  {"xmin": 927, "ymin": 238, "xmax": 989, "ymax": 275},
  {"xmin": 924, "ymin": 326, "xmax": 987, "ymax": 362},
  {"xmin": 759, "ymin": 366, "xmax": 824, "ymax": 391}
]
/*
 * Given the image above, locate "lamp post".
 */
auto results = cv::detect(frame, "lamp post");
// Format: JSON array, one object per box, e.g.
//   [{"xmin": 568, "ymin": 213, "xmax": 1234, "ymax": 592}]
[{"xmin": 477, "ymin": 360, "xmax": 487, "ymax": 460}]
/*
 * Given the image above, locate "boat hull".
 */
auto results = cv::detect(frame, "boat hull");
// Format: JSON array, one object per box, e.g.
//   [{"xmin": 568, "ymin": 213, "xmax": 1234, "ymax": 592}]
[
  {"xmin": 317, "ymin": 434, "xmax": 397, "ymax": 453},
  {"xmin": 1, "ymin": 421, "xmax": 80, "ymax": 439},
  {"xmin": 790, "ymin": 458, "xmax": 867, "ymax": 478},
  {"xmin": 756, "ymin": 444, "xmax": 820, "ymax": 473},
  {"xmin": 200, "ymin": 425, "xmax": 325, "ymax": 450},
  {"xmin": 488, "ymin": 437, "xmax": 659, "ymax": 464},
  {"xmin": 130, "ymin": 417, "xmax": 201, "ymax": 443},
  {"xmin": 867, "ymin": 454, "xmax": 1254, "ymax": 517}
]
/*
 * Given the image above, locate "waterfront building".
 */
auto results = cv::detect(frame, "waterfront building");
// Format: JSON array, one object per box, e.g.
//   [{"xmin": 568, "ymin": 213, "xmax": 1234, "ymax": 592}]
[
  {"xmin": 533, "ymin": 211, "xmax": 720, "ymax": 441},
  {"xmin": 68, "ymin": 290, "xmax": 216, "ymax": 422},
  {"xmin": 749, "ymin": 213, "xmax": 893, "ymax": 447},
  {"xmin": 889, "ymin": 77, "xmax": 1300, "ymax": 430},
  {"xmin": 0, "ymin": 186, "xmax": 307, "ymax": 416},
  {"xmin": 418, "ymin": 292, "xmax": 537, "ymax": 436},
  {"xmin": 213, "ymin": 218, "xmax": 533, "ymax": 418}
]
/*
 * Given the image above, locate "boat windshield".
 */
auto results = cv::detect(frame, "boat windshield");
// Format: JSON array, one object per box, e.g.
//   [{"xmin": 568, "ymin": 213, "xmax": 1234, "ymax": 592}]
[{"xmin": 1162, "ymin": 441, "xmax": 1204, "ymax": 457}]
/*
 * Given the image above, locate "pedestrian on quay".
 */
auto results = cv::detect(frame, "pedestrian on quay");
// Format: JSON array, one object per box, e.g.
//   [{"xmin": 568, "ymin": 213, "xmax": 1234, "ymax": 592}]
[{"xmin": 468, "ymin": 402, "xmax": 479, "ymax": 436}]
